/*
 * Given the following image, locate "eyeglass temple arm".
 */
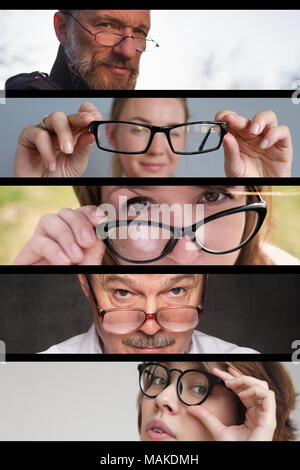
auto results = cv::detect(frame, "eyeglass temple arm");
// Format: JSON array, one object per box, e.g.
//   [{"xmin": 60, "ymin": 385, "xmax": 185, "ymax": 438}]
[
  {"xmin": 84, "ymin": 274, "xmax": 104, "ymax": 318},
  {"xmin": 198, "ymin": 127, "xmax": 212, "ymax": 152},
  {"xmin": 63, "ymin": 11, "xmax": 96, "ymax": 38}
]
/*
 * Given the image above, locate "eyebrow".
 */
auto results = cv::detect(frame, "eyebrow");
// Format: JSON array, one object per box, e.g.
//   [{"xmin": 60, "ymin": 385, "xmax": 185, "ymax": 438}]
[
  {"xmin": 128, "ymin": 117, "xmax": 184, "ymax": 126},
  {"xmin": 106, "ymin": 185, "xmax": 238, "ymax": 198},
  {"xmin": 102, "ymin": 274, "xmax": 198, "ymax": 291},
  {"xmin": 86, "ymin": 12, "xmax": 149, "ymax": 32}
]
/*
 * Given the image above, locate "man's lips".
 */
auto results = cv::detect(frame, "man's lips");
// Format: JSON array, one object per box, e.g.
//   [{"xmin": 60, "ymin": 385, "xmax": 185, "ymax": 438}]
[
  {"xmin": 146, "ymin": 419, "xmax": 176, "ymax": 440},
  {"xmin": 103, "ymin": 64, "xmax": 131, "ymax": 75},
  {"xmin": 126, "ymin": 345, "xmax": 169, "ymax": 354}
]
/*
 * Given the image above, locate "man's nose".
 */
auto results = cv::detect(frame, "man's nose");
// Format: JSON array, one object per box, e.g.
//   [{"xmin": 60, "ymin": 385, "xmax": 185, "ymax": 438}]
[
  {"xmin": 112, "ymin": 35, "xmax": 138, "ymax": 59},
  {"xmin": 138, "ymin": 316, "xmax": 162, "ymax": 335}
]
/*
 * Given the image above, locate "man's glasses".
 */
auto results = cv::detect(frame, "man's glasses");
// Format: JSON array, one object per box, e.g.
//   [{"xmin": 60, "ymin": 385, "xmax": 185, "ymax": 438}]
[
  {"xmin": 138, "ymin": 363, "xmax": 224, "ymax": 406},
  {"xmin": 96, "ymin": 187, "xmax": 267, "ymax": 264},
  {"xmin": 62, "ymin": 11, "xmax": 159, "ymax": 52},
  {"xmin": 89, "ymin": 121, "xmax": 228, "ymax": 155}
]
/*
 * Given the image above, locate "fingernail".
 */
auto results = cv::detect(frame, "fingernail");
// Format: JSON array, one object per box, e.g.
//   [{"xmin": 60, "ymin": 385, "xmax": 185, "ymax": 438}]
[
  {"xmin": 250, "ymin": 122, "xmax": 260, "ymax": 135},
  {"xmin": 49, "ymin": 161, "xmax": 56, "ymax": 172},
  {"xmin": 63, "ymin": 140, "xmax": 74, "ymax": 154},
  {"xmin": 81, "ymin": 228, "xmax": 95, "ymax": 243},
  {"xmin": 57, "ymin": 250, "xmax": 70, "ymax": 263},
  {"xmin": 71, "ymin": 243, "xmax": 83, "ymax": 259},
  {"xmin": 260, "ymin": 138, "xmax": 269, "ymax": 149},
  {"xmin": 95, "ymin": 207, "xmax": 106, "ymax": 218}
]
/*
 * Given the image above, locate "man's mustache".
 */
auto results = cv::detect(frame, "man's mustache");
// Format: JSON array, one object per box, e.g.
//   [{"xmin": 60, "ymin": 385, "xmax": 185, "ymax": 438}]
[
  {"xmin": 123, "ymin": 334, "xmax": 176, "ymax": 348},
  {"xmin": 93, "ymin": 54, "xmax": 138, "ymax": 73}
]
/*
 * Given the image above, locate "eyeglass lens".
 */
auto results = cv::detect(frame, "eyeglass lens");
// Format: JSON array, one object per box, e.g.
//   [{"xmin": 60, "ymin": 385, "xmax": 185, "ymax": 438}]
[
  {"xmin": 95, "ymin": 122, "xmax": 223, "ymax": 155},
  {"xmin": 140, "ymin": 364, "xmax": 211, "ymax": 405},
  {"xmin": 102, "ymin": 306, "xmax": 199, "ymax": 334},
  {"xmin": 95, "ymin": 32, "xmax": 154, "ymax": 52}
]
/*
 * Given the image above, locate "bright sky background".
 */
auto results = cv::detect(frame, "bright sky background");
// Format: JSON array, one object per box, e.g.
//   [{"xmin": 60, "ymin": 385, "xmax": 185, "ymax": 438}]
[{"xmin": 1, "ymin": 9, "xmax": 300, "ymax": 89}]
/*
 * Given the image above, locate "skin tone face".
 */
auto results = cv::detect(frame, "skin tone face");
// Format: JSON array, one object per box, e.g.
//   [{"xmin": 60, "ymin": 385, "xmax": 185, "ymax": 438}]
[
  {"xmin": 100, "ymin": 185, "xmax": 248, "ymax": 265},
  {"xmin": 140, "ymin": 362, "xmax": 242, "ymax": 441},
  {"xmin": 107, "ymin": 98, "xmax": 185, "ymax": 176},
  {"xmin": 80, "ymin": 274, "xmax": 204, "ymax": 354},
  {"xmin": 56, "ymin": 10, "xmax": 151, "ymax": 90}
]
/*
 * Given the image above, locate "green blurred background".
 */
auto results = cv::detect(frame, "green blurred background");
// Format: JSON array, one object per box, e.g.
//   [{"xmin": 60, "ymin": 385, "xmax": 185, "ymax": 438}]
[{"xmin": 0, "ymin": 186, "xmax": 299, "ymax": 264}]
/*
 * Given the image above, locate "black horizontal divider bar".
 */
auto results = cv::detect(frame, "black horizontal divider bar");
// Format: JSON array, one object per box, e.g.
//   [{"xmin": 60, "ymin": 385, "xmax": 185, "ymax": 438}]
[
  {"xmin": 1, "ymin": 265, "xmax": 300, "ymax": 274},
  {"xmin": 5, "ymin": 353, "xmax": 291, "ymax": 362},
  {"xmin": 5, "ymin": 90, "xmax": 297, "ymax": 98},
  {"xmin": 0, "ymin": 441, "xmax": 298, "ymax": 467},
  {"xmin": 1, "ymin": 177, "xmax": 300, "ymax": 186}
]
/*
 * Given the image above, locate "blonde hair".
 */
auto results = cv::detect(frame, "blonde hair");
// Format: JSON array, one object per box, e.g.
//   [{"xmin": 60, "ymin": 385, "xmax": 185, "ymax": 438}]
[
  {"xmin": 136, "ymin": 362, "xmax": 298, "ymax": 441},
  {"xmin": 108, "ymin": 98, "xmax": 190, "ymax": 177}
]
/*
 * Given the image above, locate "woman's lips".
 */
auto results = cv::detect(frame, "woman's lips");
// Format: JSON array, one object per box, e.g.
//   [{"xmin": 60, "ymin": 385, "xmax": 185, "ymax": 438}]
[
  {"xmin": 139, "ymin": 162, "xmax": 166, "ymax": 173},
  {"xmin": 146, "ymin": 419, "xmax": 176, "ymax": 441}
]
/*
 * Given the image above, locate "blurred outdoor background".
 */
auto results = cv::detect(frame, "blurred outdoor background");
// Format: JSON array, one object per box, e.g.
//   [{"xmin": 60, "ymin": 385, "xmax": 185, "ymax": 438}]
[
  {"xmin": 0, "ymin": 186, "xmax": 299, "ymax": 264},
  {"xmin": 1, "ymin": 10, "xmax": 300, "ymax": 89}
]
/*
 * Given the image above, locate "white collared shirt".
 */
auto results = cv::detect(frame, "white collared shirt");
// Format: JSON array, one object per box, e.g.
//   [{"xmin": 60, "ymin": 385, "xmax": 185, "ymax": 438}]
[{"xmin": 41, "ymin": 324, "xmax": 258, "ymax": 354}]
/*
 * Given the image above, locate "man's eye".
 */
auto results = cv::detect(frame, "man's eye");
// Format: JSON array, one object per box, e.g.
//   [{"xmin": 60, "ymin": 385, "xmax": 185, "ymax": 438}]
[
  {"xmin": 170, "ymin": 287, "xmax": 185, "ymax": 296},
  {"xmin": 114, "ymin": 289, "xmax": 130, "ymax": 297}
]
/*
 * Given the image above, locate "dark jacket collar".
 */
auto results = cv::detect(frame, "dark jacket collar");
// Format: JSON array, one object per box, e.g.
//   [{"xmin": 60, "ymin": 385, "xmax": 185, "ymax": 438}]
[{"xmin": 50, "ymin": 45, "xmax": 90, "ymax": 90}]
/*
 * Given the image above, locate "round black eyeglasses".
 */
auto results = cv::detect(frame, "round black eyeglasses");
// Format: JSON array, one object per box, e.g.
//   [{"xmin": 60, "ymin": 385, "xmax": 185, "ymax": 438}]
[
  {"xmin": 96, "ymin": 187, "xmax": 267, "ymax": 264},
  {"xmin": 89, "ymin": 121, "xmax": 228, "ymax": 155},
  {"xmin": 138, "ymin": 363, "xmax": 224, "ymax": 406}
]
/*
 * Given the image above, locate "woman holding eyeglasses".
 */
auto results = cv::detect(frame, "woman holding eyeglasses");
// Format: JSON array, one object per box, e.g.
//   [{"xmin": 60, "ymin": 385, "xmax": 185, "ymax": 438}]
[
  {"xmin": 14, "ymin": 184, "xmax": 296, "ymax": 266},
  {"xmin": 137, "ymin": 362, "xmax": 297, "ymax": 441},
  {"xmin": 13, "ymin": 99, "xmax": 292, "ymax": 177}
]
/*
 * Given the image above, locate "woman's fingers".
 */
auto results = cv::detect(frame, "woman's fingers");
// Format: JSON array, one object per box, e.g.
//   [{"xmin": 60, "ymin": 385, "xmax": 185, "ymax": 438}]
[
  {"xmin": 238, "ymin": 385, "xmax": 276, "ymax": 414},
  {"xmin": 13, "ymin": 234, "xmax": 72, "ymax": 265},
  {"xmin": 187, "ymin": 406, "xmax": 227, "ymax": 440},
  {"xmin": 222, "ymin": 133, "xmax": 246, "ymax": 177},
  {"xmin": 17, "ymin": 126, "xmax": 58, "ymax": 173},
  {"xmin": 257, "ymin": 124, "xmax": 292, "ymax": 154},
  {"xmin": 78, "ymin": 101, "xmax": 102, "ymax": 120},
  {"xmin": 36, "ymin": 102, "xmax": 102, "ymax": 161},
  {"xmin": 13, "ymin": 206, "xmax": 107, "ymax": 265},
  {"xmin": 216, "ymin": 110, "xmax": 278, "ymax": 138}
]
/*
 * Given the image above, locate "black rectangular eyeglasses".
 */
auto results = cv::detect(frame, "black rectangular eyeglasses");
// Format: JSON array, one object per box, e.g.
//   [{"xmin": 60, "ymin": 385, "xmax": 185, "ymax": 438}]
[{"xmin": 89, "ymin": 120, "xmax": 228, "ymax": 155}]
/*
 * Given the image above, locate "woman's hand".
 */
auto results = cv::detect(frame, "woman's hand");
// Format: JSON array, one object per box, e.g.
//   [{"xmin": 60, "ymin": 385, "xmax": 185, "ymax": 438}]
[
  {"xmin": 216, "ymin": 110, "xmax": 292, "ymax": 177},
  {"xmin": 13, "ymin": 206, "xmax": 106, "ymax": 265},
  {"xmin": 187, "ymin": 366, "xmax": 277, "ymax": 441},
  {"xmin": 14, "ymin": 102, "xmax": 101, "ymax": 177}
]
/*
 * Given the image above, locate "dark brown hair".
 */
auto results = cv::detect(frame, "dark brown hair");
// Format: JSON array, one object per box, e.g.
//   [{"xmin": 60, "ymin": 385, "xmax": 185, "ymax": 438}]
[{"xmin": 136, "ymin": 362, "xmax": 298, "ymax": 441}]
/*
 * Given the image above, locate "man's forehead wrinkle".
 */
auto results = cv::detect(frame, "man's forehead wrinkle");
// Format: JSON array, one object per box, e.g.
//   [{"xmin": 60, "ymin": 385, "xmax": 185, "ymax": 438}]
[{"xmin": 80, "ymin": 10, "xmax": 150, "ymax": 30}]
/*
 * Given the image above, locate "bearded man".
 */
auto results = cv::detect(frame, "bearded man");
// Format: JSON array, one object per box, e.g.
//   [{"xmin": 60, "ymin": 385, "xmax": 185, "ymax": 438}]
[{"xmin": 5, "ymin": 9, "xmax": 156, "ymax": 90}]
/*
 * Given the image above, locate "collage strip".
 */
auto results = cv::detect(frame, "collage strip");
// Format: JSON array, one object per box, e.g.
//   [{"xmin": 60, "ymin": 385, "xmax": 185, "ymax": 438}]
[{"xmin": 0, "ymin": 8, "xmax": 300, "ymax": 464}]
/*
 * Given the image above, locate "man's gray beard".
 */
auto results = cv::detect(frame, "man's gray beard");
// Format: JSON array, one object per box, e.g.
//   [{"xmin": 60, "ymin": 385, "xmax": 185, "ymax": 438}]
[
  {"xmin": 122, "ymin": 334, "xmax": 176, "ymax": 348},
  {"xmin": 64, "ymin": 32, "xmax": 139, "ymax": 90}
]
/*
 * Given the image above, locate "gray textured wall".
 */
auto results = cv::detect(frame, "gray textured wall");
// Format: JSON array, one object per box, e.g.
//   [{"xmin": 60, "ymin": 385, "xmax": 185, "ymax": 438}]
[{"xmin": 0, "ymin": 274, "xmax": 299, "ymax": 354}]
